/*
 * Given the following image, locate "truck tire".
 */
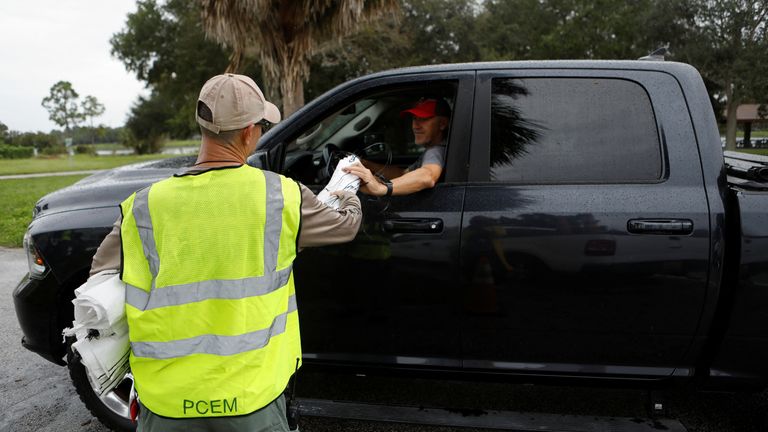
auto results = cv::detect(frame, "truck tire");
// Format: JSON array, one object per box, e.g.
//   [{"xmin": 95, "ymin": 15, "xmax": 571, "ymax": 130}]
[{"xmin": 66, "ymin": 339, "xmax": 136, "ymax": 432}]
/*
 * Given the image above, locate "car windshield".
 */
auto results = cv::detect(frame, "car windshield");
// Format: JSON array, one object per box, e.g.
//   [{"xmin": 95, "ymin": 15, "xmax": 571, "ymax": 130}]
[{"xmin": 289, "ymin": 99, "xmax": 377, "ymax": 152}]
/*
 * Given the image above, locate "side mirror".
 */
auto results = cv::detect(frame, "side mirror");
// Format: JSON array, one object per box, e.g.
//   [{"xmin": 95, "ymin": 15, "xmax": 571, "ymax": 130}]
[{"xmin": 247, "ymin": 150, "xmax": 269, "ymax": 169}]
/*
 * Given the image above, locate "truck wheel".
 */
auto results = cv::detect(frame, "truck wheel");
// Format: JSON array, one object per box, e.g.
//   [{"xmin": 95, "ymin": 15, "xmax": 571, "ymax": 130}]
[{"xmin": 66, "ymin": 339, "xmax": 136, "ymax": 432}]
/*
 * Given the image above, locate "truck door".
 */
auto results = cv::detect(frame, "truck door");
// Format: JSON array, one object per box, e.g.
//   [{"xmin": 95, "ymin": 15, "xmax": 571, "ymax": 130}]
[
  {"xmin": 460, "ymin": 70, "xmax": 710, "ymax": 377},
  {"xmin": 274, "ymin": 72, "xmax": 473, "ymax": 369}
]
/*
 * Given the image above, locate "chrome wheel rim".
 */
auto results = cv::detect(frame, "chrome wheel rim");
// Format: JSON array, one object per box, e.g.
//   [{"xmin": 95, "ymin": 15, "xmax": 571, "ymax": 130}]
[{"xmin": 88, "ymin": 372, "xmax": 133, "ymax": 420}]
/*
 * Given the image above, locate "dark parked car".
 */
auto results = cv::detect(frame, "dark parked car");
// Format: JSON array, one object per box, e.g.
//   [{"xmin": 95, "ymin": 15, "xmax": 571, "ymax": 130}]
[{"xmin": 14, "ymin": 60, "xmax": 768, "ymax": 431}]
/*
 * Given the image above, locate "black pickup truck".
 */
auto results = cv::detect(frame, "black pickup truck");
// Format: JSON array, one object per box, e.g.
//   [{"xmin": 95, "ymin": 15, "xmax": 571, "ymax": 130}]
[{"xmin": 13, "ymin": 60, "xmax": 768, "ymax": 430}]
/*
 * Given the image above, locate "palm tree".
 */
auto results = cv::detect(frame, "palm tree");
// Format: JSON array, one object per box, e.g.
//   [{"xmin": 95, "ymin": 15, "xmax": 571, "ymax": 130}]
[{"xmin": 200, "ymin": 0, "xmax": 399, "ymax": 117}]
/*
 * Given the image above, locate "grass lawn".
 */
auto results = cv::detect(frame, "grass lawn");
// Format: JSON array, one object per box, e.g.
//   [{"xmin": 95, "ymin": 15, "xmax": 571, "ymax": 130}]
[
  {"xmin": 0, "ymin": 175, "xmax": 88, "ymax": 247},
  {"xmin": 736, "ymin": 130, "xmax": 768, "ymax": 138},
  {"xmin": 166, "ymin": 139, "xmax": 199, "ymax": 148},
  {"xmin": 90, "ymin": 143, "xmax": 128, "ymax": 151},
  {"xmin": 734, "ymin": 149, "xmax": 768, "ymax": 156},
  {"xmin": 0, "ymin": 154, "xmax": 177, "ymax": 176}
]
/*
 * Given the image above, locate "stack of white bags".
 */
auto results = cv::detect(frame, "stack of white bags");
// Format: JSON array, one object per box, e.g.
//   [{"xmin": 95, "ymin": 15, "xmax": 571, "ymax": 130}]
[
  {"xmin": 63, "ymin": 271, "xmax": 129, "ymax": 396},
  {"xmin": 317, "ymin": 154, "xmax": 361, "ymax": 209}
]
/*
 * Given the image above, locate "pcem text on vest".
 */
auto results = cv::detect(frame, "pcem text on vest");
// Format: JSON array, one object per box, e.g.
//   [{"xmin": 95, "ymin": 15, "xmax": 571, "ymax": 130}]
[{"xmin": 183, "ymin": 398, "xmax": 237, "ymax": 415}]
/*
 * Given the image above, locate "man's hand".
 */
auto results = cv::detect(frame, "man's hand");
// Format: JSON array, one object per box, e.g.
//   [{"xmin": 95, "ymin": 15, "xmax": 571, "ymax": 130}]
[{"xmin": 344, "ymin": 163, "xmax": 388, "ymax": 196}]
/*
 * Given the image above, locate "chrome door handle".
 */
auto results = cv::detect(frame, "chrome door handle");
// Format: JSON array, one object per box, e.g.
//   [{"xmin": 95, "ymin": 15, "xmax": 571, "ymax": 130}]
[
  {"xmin": 627, "ymin": 219, "xmax": 693, "ymax": 235},
  {"xmin": 382, "ymin": 218, "xmax": 443, "ymax": 234}
]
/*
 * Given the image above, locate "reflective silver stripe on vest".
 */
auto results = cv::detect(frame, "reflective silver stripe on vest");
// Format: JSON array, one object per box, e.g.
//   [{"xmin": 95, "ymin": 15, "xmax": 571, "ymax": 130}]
[
  {"xmin": 125, "ymin": 266, "xmax": 293, "ymax": 311},
  {"xmin": 133, "ymin": 187, "xmax": 160, "ymax": 278},
  {"xmin": 131, "ymin": 294, "xmax": 298, "ymax": 359},
  {"xmin": 262, "ymin": 171, "xmax": 283, "ymax": 272}
]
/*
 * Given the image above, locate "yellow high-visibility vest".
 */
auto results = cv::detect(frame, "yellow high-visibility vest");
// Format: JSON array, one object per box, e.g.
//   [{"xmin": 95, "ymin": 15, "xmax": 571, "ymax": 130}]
[{"xmin": 120, "ymin": 165, "xmax": 302, "ymax": 418}]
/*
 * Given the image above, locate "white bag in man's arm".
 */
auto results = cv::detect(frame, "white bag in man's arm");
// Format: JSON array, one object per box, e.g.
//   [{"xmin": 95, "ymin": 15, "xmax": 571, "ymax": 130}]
[
  {"xmin": 317, "ymin": 154, "xmax": 361, "ymax": 209},
  {"xmin": 63, "ymin": 271, "xmax": 130, "ymax": 396}
]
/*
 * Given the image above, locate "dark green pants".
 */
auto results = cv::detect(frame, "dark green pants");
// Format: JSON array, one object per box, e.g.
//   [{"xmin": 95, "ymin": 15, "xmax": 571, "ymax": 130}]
[{"xmin": 137, "ymin": 394, "xmax": 291, "ymax": 432}]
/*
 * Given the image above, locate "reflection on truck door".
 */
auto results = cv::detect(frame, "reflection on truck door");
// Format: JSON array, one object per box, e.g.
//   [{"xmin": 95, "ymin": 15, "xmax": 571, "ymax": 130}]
[{"xmin": 460, "ymin": 72, "xmax": 711, "ymax": 376}]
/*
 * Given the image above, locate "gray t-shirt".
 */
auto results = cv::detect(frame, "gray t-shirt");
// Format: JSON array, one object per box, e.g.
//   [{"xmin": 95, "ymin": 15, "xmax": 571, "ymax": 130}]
[{"xmin": 408, "ymin": 144, "xmax": 446, "ymax": 172}]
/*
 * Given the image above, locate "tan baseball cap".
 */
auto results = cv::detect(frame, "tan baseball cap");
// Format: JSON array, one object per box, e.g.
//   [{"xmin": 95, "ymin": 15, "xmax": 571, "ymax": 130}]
[{"xmin": 196, "ymin": 73, "xmax": 281, "ymax": 133}]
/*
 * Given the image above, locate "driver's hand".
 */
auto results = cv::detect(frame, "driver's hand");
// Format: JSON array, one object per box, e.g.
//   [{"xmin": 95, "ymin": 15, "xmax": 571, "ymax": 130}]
[{"xmin": 344, "ymin": 163, "xmax": 387, "ymax": 196}]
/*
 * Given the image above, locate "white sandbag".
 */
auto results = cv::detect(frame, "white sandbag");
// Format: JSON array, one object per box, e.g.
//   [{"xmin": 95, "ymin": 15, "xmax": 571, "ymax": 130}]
[
  {"xmin": 70, "ymin": 319, "xmax": 130, "ymax": 395},
  {"xmin": 317, "ymin": 154, "xmax": 361, "ymax": 209},
  {"xmin": 71, "ymin": 271, "xmax": 125, "ymax": 330},
  {"xmin": 63, "ymin": 271, "xmax": 131, "ymax": 395}
]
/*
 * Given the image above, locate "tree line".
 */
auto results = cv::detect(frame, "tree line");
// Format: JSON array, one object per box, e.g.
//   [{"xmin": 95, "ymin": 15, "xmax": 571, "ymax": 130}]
[
  {"xmin": 0, "ymin": 80, "xmax": 114, "ymax": 158},
  {"xmin": 17, "ymin": 0, "xmax": 765, "ymax": 156},
  {"xmin": 111, "ymin": 0, "xmax": 768, "ymax": 153},
  {"xmin": 0, "ymin": 120, "xmax": 125, "ymax": 158}
]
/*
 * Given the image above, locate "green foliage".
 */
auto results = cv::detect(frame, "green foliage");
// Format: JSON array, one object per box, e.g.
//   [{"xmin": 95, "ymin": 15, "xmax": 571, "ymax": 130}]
[
  {"xmin": 40, "ymin": 144, "xmax": 68, "ymax": 156},
  {"xmin": 11, "ymin": 132, "xmax": 61, "ymax": 150},
  {"xmin": 0, "ymin": 121, "xmax": 8, "ymax": 144},
  {"xmin": 122, "ymin": 93, "xmax": 172, "ymax": 154},
  {"xmin": 74, "ymin": 144, "xmax": 96, "ymax": 155},
  {"xmin": 0, "ymin": 175, "xmax": 88, "ymax": 247},
  {"xmin": 5, "ymin": 127, "xmax": 122, "ymax": 149},
  {"xmin": 676, "ymin": 0, "xmax": 768, "ymax": 149},
  {"xmin": 199, "ymin": 0, "xmax": 400, "ymax": 116},
  {"xmin": 682, "ymin": 0, "xmax": 768, "ymax": 96},
  {"xmin": 305, "ymin": 0, "xmax": 700, "ymax": 100},
  {"xmin": 0, "ymin": 144, "xmax": 34, "ymax": 159},
  {"xmin": 307, "ymin": 0, "xmax": 481, "ymax": 100},
  {"xmin": 80, "ymin": 95, "xmax": 106, "ymax": 144},
  {"xmin": 122, "ymin": 132, "xmax": 166, "ymax": 155},
  {"xmin": 111, "ymin": 0, "xmax": 236, "ymax": 140},
  {"xmin": 65, "ymin": 126, "xmax": 124, "ymax": 146},
  {"xmin": 107, "ymin": 0, "xmax": 768, "ymax": 148},
  {"xmin": 81, "ymin": 95, "xmax": 105, "ymax": 122},
  {"xmin": 41, "ymin": 81, "xmax": 85, "ymax": 131},
  {"xmin": 476, "ymin": 0, "xmax": 697, "ymax": 61},
  {"xmin": 40, "ymin": 81, "xmax": 106, "ymax": 140},
  {"xmin": 742, "ymin": 149, "xmax": 768, "ymax": 155}
]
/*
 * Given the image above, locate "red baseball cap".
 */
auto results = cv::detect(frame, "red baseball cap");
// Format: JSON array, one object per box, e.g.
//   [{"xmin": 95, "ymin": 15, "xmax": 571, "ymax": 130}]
[{"xmin": 400, "ymin": 98, "xmax": 451, "ymax": 118}]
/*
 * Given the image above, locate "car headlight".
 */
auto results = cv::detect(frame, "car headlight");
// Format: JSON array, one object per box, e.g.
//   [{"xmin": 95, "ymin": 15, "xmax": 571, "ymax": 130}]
[{"xmin": 23, "ymin": 231, "xmax": 47, "ymax": 279}]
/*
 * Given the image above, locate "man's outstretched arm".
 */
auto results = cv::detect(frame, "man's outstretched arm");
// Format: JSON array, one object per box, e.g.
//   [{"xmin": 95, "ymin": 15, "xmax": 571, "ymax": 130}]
[
  {"xmin": 344, "ymin": 163, "xmax": 442, "ymax": 196},
  {"xmin": 297, "ymin": 184, "xmax": 362, "ymax": 247}
]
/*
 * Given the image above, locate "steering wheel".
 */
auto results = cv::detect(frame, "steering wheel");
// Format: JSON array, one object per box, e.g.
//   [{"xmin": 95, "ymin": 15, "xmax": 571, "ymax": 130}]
[
  {"xmin": 359, "ymin": 141, "xmax": 393, "ymax": 172},
  {"xmin": 321, "ymin": 143, "xmax": 344, "ymax": 180}
]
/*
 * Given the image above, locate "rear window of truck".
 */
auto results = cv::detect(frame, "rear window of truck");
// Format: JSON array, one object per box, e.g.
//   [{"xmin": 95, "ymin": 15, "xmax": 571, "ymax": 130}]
[{"xmin": 489, "ymin": 78, "xmax": 662, "ymax": 183}]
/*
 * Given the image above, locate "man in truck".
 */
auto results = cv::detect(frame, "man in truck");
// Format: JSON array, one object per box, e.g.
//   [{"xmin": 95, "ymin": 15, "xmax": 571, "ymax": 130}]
[
  {"xmin": 88, "ymin": 73, "xmax": 362, "ymax": 431},
  {"xmin": 344, "ymin": 96, "xmax": 451, "ymax": 196}
]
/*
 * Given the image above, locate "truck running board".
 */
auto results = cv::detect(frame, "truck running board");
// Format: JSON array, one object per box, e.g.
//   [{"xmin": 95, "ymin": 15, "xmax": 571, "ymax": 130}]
[{"xmin": 296, "ymin": 397, "xmax": 688, "ymax": 432}]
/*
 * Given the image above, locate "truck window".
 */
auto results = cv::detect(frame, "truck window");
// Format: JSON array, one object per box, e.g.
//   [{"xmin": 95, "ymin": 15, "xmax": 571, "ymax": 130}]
[
  {"xmin": 279, "ymin": 83, "xmax": 458, "ymax": 187},
  {"xmin": 489, "ymin": 78, "xmax": 662, "ymax": 184}
]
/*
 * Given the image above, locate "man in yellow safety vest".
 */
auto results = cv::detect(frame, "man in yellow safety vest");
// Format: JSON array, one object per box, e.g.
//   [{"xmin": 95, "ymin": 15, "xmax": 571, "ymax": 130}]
[{"xmin": 89, "ymin": 73, "xmax": 362, "ymax": 431}]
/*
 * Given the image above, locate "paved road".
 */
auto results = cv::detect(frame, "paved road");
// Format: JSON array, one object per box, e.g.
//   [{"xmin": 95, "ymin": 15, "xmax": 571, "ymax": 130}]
[
  {"xmin": 0, "ymin": 248, "xmax": 108, "ymax": 431},
  {"xmin": 1, "ymin": 247, "xmax": 766, "ymax": 432}
]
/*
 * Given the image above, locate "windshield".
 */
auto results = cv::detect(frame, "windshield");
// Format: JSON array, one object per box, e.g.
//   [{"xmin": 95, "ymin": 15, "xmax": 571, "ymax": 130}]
[{"xmin": 290, "ymin": 99, "xmax": 377, "ymax": 152}]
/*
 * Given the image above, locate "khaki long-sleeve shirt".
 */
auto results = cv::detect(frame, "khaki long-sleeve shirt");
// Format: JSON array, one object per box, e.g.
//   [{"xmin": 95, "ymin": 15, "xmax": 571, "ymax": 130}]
[{"xmin": 90, "ymin": 179, "xmax": 362, "ymax": 275}]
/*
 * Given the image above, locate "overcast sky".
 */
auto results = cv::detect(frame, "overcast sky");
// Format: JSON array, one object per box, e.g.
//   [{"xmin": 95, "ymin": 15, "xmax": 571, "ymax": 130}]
[{"xmin": 0, "ymin": 1, "xmax": 146, "ymax": 133}]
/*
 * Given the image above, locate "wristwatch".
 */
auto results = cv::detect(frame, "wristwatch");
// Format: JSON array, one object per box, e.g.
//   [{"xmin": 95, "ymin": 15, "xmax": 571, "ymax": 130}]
[
  {"xmin": 383, "ymin": 180, "xmax": 393, "ymax": 197},
  {"xmin": 376, "ymin": 174, "xmax": 393, "ymax": 197}
]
